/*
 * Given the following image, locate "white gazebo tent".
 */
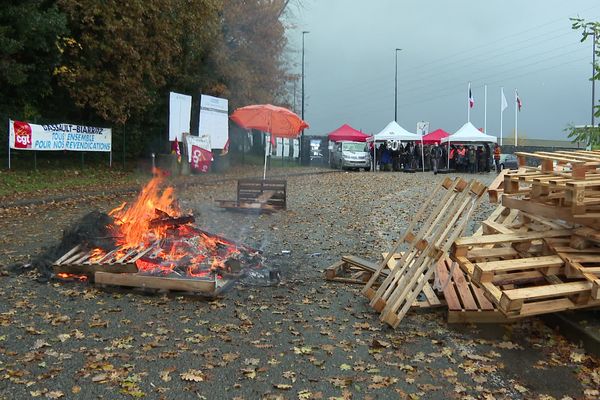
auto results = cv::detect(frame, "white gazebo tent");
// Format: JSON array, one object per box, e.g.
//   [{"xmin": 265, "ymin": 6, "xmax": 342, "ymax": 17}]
[
  {"xmin": 367, "ymin": 121, "xmax": 424, "ymax": 171},
  {"xmin": 441, "ymin": 122, "xmax": 497, "ymax": 169}
]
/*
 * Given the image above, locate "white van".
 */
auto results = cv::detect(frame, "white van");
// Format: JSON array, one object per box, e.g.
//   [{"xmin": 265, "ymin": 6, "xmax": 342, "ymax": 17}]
[{"xmin": 331, "ymin": 141, "xmax": 370, "ymax": 170}]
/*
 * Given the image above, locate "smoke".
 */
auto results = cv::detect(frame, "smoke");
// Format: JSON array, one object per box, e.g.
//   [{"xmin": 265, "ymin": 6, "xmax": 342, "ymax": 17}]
[{"xmin": 28, "ymin": 211, "xmax": 117, "ymax": 282}]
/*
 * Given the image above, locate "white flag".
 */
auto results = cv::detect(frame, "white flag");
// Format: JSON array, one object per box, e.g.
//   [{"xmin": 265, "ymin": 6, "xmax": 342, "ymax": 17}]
[{"xmin": 501, "ymin": 88, "xmax": 508, "ymax": 112}]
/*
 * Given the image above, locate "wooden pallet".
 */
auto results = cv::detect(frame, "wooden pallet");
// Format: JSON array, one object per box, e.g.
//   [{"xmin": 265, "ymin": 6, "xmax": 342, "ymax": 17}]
[
  {"xmin": 324, "ymin": 256, "xmax": 385, "ymax": 285},
  {"xmin": 216, "ymin": 179, "xmax": 286, "ymax": 212},
  {"xmin": 487, "ymin": 168, "xmax": 516, "ymax": 203},
  {"xmin": 451, "ymin": 211, "xmax": 600, "ymax": 317},
  {"xmin": 500, "ymin": 151, "xmax": 600, "ymax": 222},
  {"xmin": 94, "ymin": 271, "xmax": 233, "ymax": 297},
  {"xmin": 52, "ymin": 244, "xmax": 158, "ymax": 279},
  {"xmin": 515, "ymin": 150, "xmax": 600, "ymax": 180},
  {"xmin": 325, "ymin": 254, "xmax": 443, "ymax": 309},
  {"xmin": 362, "ymin": 177, "xmax": 487, "ymax": 328},
  {"xmin": 436, "ymin": 256, "xmax": 510, "ymax": 323}
]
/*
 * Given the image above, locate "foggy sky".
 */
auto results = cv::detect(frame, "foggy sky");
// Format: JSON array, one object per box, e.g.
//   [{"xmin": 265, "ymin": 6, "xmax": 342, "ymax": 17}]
[{"xmin": 287, "ymin": 0, "xmax": 600, "ymax": 140}]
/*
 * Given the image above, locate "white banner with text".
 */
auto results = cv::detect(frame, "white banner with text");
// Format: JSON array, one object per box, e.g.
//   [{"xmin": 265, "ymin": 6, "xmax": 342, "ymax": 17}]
[{"xmin": 9, "ymin": 119, "xmax": 112, "ymax": 152}]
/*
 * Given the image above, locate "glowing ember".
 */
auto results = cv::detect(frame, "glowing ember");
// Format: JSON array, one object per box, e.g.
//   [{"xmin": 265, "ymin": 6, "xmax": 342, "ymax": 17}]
[{"xmin": 56, "ymin": 273, "xmax": 88, "ymax": 282}]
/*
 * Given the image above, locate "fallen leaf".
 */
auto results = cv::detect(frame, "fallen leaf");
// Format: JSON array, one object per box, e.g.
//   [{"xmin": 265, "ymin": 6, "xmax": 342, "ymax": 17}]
[
  {"xmin": 570, "ymin": 352, "xmax": 585, "ymax": 363},
  {"xmin": 32, "ymin": 339, "xmax": 50, "ymax": 350},
  {"xmin": 298, "ymin": 390, "xmax": 312, "ymax": 399},
  {"xmin": 180, "ymin": 369, "xmax": 205, "ymax": 382},
  {"xmin": 223, "ymin": 353, "xmax": 239, "ymax": 362},
  {"xmin": 273, "ymin": 384, "xmax": 293, "ymax": 390},
  {"xmin": 514, "ymin": 384, "xmax": 527, "ymax": 393},
  {"xmin": 45, "ymin": 391, "xmax": 64, "ymax": 399},
  {"xmin": 92, "ymin": 373, "xmax": 108, "ymax": 383}
]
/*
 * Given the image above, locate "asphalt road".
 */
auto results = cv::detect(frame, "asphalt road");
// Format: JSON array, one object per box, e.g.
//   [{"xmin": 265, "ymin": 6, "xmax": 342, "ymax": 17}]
[{"xmin": 0, "ymin": 168, "xmax": 598, "ymax": 399}]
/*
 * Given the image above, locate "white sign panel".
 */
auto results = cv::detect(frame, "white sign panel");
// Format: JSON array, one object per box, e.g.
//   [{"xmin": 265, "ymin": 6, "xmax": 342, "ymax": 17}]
[
  {"xmin": 199, "ymin": 94, "xmax": 229, "ymax": 149},
  {"xmin": 9, "ymin": 119, "xmax": 111, "ymax": 152},
  {"xmin": 169, "ymin": 92, "xmax": 192, "ymax": 141},
  {"xmin": 416, "ymin": 121, "xmax": 430, "ymax": 136}
]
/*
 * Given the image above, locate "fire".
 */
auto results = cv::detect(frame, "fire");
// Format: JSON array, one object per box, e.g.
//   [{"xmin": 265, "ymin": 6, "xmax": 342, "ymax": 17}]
[
  {"xmin": 75, "ymin": 172, "xmax": 264, "ymax": 280},
  {"xmin": 109, "ymin": 175, "xmax": 180, "ymax": 248}
]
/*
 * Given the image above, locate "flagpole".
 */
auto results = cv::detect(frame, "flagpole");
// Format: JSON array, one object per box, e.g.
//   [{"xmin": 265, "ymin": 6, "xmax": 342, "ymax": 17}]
[
  {"xmin": 514, "ymin": 89, "xmax": 518, "ymax": 147},
  {"xmin": 500, "ymin": 87, "xmax": 504, "ymax": 146},
  {"xmin": 467, "ymin": 82, "xmax": 471, "ymax": 123},
  {"xmin": 484, "ymin": 84, "xmax": 487, "ymax": 133}
]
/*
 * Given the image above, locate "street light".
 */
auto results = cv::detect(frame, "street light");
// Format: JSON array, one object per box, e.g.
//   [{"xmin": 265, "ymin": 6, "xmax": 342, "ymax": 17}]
[
  {"xmin": 394, "ymin": 48, "xmax": 402, "ymax": 122},
  {"xmin": 301, "ymin": 30, "xmax": 309, "ymax": 164}
]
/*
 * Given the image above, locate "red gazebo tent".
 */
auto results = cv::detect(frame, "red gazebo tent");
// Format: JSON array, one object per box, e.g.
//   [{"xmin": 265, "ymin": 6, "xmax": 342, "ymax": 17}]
[
  {"xmin": 422, "ymin": 129, "xmax": 449, "ymax": 145},
  {"xmin": 327, "ymin": 124, "xmax": 370, "ymax": 142}
]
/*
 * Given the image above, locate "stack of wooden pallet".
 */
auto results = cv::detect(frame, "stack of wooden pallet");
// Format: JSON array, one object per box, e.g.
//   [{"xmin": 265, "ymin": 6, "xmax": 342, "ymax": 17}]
[
  {"xmin": 323, "ymin": 177, "xmax": 488, "ymax": 328},
  {"xmin": 451, "ymin": 150, "xmax": 600, "ymax": 319}
]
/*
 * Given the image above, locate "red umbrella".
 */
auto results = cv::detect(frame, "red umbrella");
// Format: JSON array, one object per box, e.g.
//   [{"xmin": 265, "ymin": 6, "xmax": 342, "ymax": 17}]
[
  {"xmin": 230, "ymin": 104, "xmax": 309, "ymax": 138},
  {"xmin": 230, "ymin": 104, "xmax": 309, "ymax": 178}
]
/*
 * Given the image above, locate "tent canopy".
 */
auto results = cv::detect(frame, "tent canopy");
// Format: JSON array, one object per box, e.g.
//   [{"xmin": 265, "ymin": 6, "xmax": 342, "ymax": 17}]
[
  {"xmin": 422, "ymin": 129, "xmax": 449, "ymax": 145},
  {"xmin": 367, "ymin": 121, "xmax": 421, "ymax": 142},
  {"xmin": 327, "ymin": 124, "xmax": 370, "ymax": 142},
  {"xmin": 441, "ymin": 122, "xmax": 497, "ymax": 144}
]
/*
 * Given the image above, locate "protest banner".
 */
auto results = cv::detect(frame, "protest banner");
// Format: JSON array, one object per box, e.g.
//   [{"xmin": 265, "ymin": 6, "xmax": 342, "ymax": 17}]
[
  {"xmin": 186, "ymin": 134, "xmax": 213, "ymax": 173},
  {"xmin": 8, "ymin": 119, "xmax": 112, "ymax": 169}
]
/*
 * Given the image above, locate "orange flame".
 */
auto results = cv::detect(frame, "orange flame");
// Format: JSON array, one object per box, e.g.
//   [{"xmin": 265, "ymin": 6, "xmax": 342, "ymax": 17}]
[{"xmin": 109, "ymin": 175, "xmax": 180, "ymax": 248}]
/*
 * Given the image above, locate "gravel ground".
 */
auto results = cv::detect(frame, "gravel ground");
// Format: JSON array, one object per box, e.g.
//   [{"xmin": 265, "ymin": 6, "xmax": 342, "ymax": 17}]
[{"xmin": 0, "ymin": 168, "xmax": 599, "ymax": 400}]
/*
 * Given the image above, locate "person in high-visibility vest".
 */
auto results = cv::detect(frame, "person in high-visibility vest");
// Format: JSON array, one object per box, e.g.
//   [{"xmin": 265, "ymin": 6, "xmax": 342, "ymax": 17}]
[{"xmin": 493, "ymin": 143, "xmax": 502, "ymax": 173}]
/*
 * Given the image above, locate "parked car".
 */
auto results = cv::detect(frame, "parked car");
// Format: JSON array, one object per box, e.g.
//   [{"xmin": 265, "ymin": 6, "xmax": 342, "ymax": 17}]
[
  {"xmin": 497, "ymin": 154, "xmax": 518, "ymax": 171},
  {"xmin": 331, "ymin": 141, "xmax": 370, "ymax": 171}
]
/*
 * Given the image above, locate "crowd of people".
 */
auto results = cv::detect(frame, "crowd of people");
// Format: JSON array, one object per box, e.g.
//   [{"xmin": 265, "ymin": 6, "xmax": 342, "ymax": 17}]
[{"xmin": 370, "ymin": 141, "xmax": 502, "ymax": 174}]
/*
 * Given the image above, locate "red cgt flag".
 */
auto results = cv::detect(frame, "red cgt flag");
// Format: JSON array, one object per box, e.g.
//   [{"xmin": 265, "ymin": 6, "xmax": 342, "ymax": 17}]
[{"xmin": 190, "ymin": 145, "xmax": 213, "ymax": 173}]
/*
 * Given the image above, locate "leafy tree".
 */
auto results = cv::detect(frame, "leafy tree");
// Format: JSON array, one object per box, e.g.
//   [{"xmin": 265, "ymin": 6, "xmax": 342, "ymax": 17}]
[
  {"xmin": 566, "ymin": 124, "xmax": 600, "ymax": 149},
  {"xmin": 571, "ymin": 18, "xmax": 600, "ymax": 118},
  {"xmin": 0, "ymin": 0, "xmax": 67, "ymax": 120},
  {"xmin": 1, "ymin": 0, "xmax": 297, "ymax": 160}
]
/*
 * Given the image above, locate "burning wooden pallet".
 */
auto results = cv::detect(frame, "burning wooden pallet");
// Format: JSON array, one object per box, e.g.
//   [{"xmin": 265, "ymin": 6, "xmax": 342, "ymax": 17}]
[
  {"xmin": 51, "ymin": 174, "xmax": 266, "ymax": 298},
  {"xmin": 53, "ymin": 244, "xmax": 157, "ymax": 277}
]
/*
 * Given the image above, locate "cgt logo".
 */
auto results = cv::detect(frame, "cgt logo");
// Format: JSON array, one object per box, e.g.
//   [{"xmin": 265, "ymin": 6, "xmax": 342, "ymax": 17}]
[{"xmin": 13, "ymin": 121, "xmax": 32, "ymax": 149}]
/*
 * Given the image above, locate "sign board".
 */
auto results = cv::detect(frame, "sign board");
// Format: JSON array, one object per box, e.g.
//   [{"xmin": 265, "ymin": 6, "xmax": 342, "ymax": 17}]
[
  {"xmin": 199, "ymin": 94, "xmax": 228, "ymax": 149},
  {"xmin": 9, "ymin": 119, "xmax": 111, "ymax": 152},
  {"xmin": 169, "ymin": 92, "xmax": 192, "ymax": 141},
  {"xmin": 416, "ymin": 121, "xmax": 430, "ymax": 136}
]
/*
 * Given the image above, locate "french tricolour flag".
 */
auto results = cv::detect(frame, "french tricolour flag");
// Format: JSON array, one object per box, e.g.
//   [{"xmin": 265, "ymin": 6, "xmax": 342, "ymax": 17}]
[{"xmin": 468, "ymin": 86, "xmax": 474, "ymax": 109}]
